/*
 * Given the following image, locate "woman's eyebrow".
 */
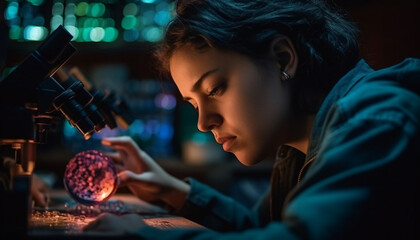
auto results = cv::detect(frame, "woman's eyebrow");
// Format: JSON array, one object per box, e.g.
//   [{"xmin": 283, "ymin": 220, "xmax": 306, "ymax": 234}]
[
  {"xmin": 183, "ymin": 68, "xmax": 220, "ymax": 101},
  {"xmin": 191, "ymin": 68, "xmax": 219, "ymax": 92}
]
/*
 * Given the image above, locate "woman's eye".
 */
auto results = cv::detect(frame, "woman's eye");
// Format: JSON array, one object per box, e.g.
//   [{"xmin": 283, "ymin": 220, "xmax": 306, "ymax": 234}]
[{"xmin": 208, "ymin": 83, "xmax": 226, "ymax": 97}]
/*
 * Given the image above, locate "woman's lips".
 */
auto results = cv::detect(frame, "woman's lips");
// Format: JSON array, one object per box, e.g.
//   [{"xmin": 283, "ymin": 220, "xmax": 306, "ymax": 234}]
[{"xmin": 216, "ymin": 136, "xmax": 236, "ymax": 151}]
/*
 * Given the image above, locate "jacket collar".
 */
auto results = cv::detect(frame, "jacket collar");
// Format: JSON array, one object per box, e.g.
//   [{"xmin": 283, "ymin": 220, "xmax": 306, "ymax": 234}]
[{"xmin": 306, "ymin": 59, "xmax": 374, "ymax": 161}]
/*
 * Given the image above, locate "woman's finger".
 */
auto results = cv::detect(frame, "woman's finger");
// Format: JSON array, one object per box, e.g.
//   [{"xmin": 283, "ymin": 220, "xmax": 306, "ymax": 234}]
[
  {"xmin": 102, "ymin": 136, "xmax": 134, "ymax": 148},
  {"xmin": 83, "ymin": 213, "xmax": 113, "ymax": 232},
  {"xmin": 32, "ymin": 190, "xmax": 47, "ymax": 207},
  {"xmin": 103, "ymin": 151, "xmax": 123, "ymax": 164},
  {"xmin": 117, "ymin": 171, "xmax": 136, "ymax": 186},
  {"xmin": 102, "ymin": 136, "xmax": 143, "ymax": 157},
  {"xmin": 117, "ymin": 171, "xmax": 155, "ymax": 186},
  {"xmin": 114, "ymin": 163, "xmax": 124, "ymax": 173}
]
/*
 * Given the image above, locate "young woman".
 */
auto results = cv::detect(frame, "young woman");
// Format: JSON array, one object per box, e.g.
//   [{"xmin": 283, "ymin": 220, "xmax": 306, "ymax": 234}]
[{"xmin": 83, "ymin": 0, "xmax": 420, "ymax": 239}]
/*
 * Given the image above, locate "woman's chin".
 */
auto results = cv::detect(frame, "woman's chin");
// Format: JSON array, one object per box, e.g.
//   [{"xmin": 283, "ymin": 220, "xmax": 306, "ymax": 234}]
[{"xmin": 235, "ymin": 153, "xmax": 258, "ymax": 166}]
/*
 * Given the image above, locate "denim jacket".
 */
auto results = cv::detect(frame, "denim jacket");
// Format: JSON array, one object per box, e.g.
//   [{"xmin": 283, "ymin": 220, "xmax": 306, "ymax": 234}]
[{"xmin": 135, "ymin": 58, "xmax": 420, "ymax": 239}]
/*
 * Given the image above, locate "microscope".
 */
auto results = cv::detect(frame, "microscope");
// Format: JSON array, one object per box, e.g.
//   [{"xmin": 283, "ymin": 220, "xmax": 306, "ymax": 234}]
[{"xmin": 0, "ymin": 25, "xmax": 134, "ymax": 236}]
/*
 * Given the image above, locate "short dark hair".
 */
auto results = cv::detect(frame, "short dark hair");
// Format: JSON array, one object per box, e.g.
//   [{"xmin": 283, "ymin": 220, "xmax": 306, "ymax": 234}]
[{"xmin": 154, "ymin": 0, "xmax": 360, "ymax": 113}]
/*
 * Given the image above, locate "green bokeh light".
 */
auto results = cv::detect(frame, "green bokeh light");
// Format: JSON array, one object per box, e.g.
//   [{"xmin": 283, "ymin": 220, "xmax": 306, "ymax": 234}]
[
  {"xmin": 103, "ymin": 27, "xmax": 118, "ymax": 42},
  {"xmin": 9, "ymin": 25, "xmax": 21, "ymax": 40},
  {"xmin": 64, "ymin": 25, "xmax": 79, "ymax": 40},
  {"xmin": 6, "ymin": 0, "xmax": 172, "ymax": 43},
  {"xmin": 23, "ymin": 25, "xmax": 48, "ymax": 41},
  {"xmin": 5, "ymin": 2, "xmax": 18, "ymax": 20},
  {"xmin": 52, "ymin": 2, "xmax": 64, "ymax": 16},
  {"xmin": 50, "ymin": 15, "xmax": 63, "ymax": 30},
  {"xmin": 142, "ymin": 26, "xmax": 162, "ymax": 42},
  {"xmin": 28, "ymin": 0, "xmax": 44, "ymax": 6},
  {"xmin": 76, "ymin": 2, "xmax": 88, "ymax": 16},
  {"xmin": 141, "ymin": 0, "xmax": 156, "ymax": 3},
  {"xmin": 64, "ymin": 15, "xmax": 76, "ymax": 26},
  {"xmin": 88, "ymin": 3, "xmax": 105, "ymax": 17},
  {"xmin": 121, "ymin": 15, "xmax": 137, "ymax": 30},
  {"xmin": 90, "ymin": 27, "xmax": 105, "ymax": 42},
  {"xmin": 65, "ymin": 3, "xmax": 77, "ymax": 16},
  {"xmin": 123, "ymin": 3, "xmax": 138, "ymax": 16},
  {"xmin": 82, "ymin": 27, "xmax": 92, "ymax": 42}
]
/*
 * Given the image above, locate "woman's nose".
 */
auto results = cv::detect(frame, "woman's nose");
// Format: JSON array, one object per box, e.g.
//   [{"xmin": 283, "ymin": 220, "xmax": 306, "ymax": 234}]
[{"xmin": 196, "ymin": 105, "xmax": 222, "ymax": 132}]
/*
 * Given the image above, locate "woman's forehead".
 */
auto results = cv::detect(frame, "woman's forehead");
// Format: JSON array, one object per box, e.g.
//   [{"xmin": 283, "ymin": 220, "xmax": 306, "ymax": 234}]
[{"xmin": 170, "ymin": 47, "xmax": 223, "ymax": 78}]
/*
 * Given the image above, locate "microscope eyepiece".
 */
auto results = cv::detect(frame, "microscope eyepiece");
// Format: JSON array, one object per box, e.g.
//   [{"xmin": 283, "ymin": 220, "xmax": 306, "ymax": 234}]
[
  {"xmin": 60, "ymin": 76, "xmax": 107, "ymax": 132},
  {"xmin": 36, "ymin": 25, "xmax": 74, "ymax": 65}
]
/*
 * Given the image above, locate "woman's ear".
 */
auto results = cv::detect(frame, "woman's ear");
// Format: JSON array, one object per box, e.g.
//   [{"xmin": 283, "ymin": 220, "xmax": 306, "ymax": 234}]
[{"xmin": 269, "ymin": 36, "xmax": 298, "ymax": 78}]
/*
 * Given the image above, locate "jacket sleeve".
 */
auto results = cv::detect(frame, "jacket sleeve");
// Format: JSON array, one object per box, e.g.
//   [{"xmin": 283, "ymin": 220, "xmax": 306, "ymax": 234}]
[{"xmin": 173, "ymin": 177, "xmax": 260, "ymax": 231}]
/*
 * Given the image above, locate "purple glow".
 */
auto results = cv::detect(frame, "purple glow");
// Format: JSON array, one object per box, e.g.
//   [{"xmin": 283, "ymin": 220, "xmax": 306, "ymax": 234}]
[{"xmin": 64, "ymin": 150, "xmax": 118, "ymax": 205}]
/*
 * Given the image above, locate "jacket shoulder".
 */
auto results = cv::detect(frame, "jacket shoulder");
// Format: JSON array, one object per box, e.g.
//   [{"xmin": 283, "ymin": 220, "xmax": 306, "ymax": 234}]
[{"xmin": 334, "ymin": 58, "xmax": 420, "ymax": 134}]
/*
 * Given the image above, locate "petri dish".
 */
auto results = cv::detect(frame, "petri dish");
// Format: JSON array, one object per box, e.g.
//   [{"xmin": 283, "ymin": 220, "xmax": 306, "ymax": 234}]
[{"xmin": 63, "ymin": 149, "xmax": 119, "ymax": 205}]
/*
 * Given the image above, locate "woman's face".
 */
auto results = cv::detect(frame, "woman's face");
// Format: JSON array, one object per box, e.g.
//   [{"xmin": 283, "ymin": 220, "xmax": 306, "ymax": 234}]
[{"xmin": 170, "ymin": 46, "xmax": 297, "ymax": 165}]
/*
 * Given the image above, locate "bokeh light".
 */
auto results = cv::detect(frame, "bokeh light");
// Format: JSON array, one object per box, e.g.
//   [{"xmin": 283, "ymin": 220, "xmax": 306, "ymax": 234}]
[
  {"xmin": 123, "ymin": 3, "xmax": 138, "ymax": 16},
  {"xmin": 5, "ymin": 0, "xmax": 174, "ymax": 43},
  {"xmin": 9, "ymin": 25, "xmax": 21, "ymax": 40},
  {"xmin": 27, "ymin": 0, "xmax": 44, "ymax": 7},
  {"xmin": 76, "ymin": 2, "xmax": 88, "ymax": 16},
  {"xmin": 23, "ymin": 25, "xmax": 48, "ymax": 41},
  {"xmin": 103, "ymin": 27, "xmax": 118, "ymax": 42},
  {"xmin": 90, "ymin": 27, "xmax": 105, "ymax": 42},
  {"xmin": 4, "ymin": 2, "xmax": 19, "ymax": 20},
  {"xmin": 52, "ymin": 2, "xmax": 64, "ymax": 16}
]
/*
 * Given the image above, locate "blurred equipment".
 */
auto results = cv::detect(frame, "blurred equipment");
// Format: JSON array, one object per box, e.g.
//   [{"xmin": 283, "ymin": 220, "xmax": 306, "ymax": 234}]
[
  {"xmin": 0, "ymin": 24, "xmax": 136, "ymax": 237},
  {"xmin": 0, "ymin": 25, "xmax": 104, "ymax": 237},
  {"xmin": 0, "ymin": 25, "xmax": 75, "ymax": 237}
]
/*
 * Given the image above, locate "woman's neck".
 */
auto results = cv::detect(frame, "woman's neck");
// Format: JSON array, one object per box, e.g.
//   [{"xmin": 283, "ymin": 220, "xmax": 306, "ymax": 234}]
[{"xmin": 285, "ymin": 114, "xmax": 315, "ymax": 154}]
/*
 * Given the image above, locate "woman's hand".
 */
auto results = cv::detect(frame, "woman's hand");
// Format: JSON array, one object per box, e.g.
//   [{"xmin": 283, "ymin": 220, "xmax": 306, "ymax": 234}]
[
  {"xmin": 102, "ymin": 136, "xmax": 190, "ymax": 210},
  {"xmin": 3, "ymin": 157, "xmax": 51, "ymax": 208},
  {"xmin": 83, "ymin": 213, "xmax": 147, "ymax": 234},
  {"xmin": 31, "ymin": 174, "xmax": 50, "ymax": 208}
]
